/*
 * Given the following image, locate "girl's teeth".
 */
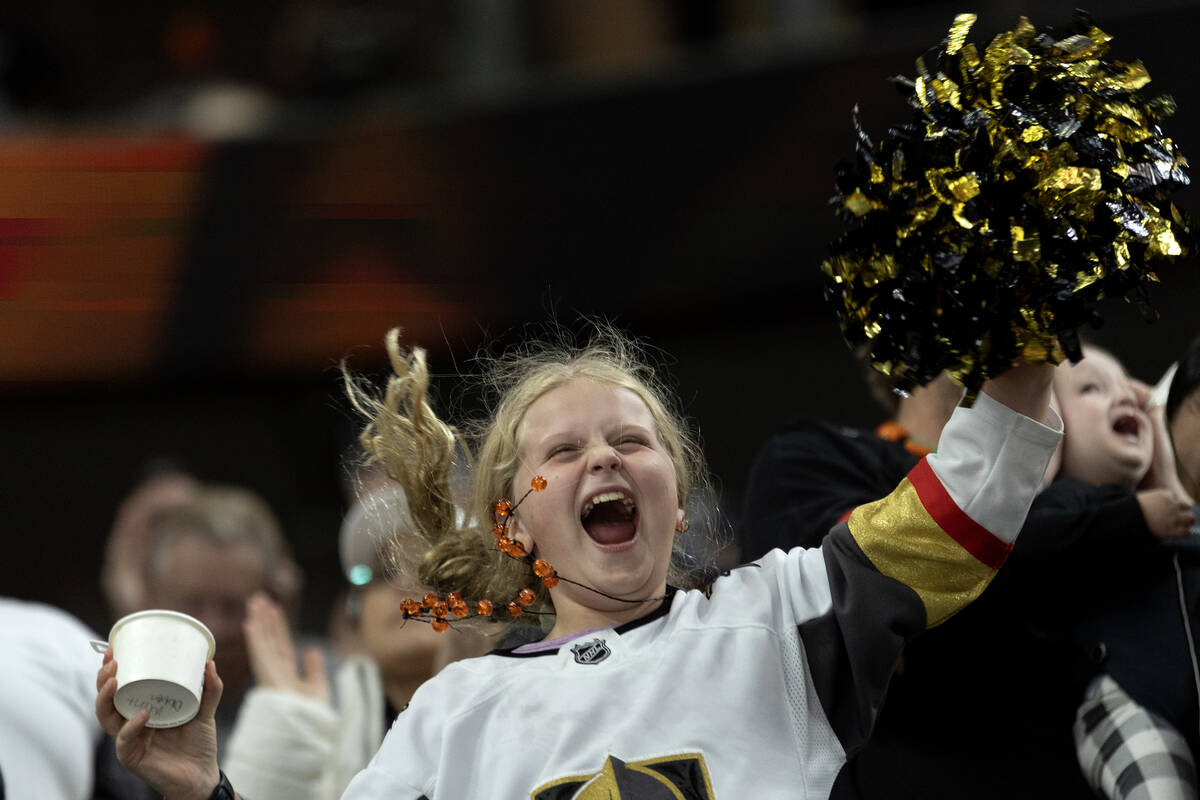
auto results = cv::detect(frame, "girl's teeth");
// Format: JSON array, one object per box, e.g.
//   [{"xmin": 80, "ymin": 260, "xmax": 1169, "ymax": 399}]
[{"xmin": 582, "ymin": 491, "xmax": 635, "ymax": 518}]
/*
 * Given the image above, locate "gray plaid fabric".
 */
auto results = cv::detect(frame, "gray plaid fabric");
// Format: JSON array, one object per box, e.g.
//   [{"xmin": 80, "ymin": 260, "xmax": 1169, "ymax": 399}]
[{"xmin": 1074, "ymin": 675, "xmax": 1198, "ymax": 800}]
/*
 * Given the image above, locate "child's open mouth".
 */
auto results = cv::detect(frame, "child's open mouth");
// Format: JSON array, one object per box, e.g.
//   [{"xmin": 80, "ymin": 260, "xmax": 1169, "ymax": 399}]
[
  {"xmin": 581, "ymin": 491, "xmax": 638, "ymax": 545},
  {"xmin": 1112, "ymin": 413, "xmax": 1142, "ymax": 444}
]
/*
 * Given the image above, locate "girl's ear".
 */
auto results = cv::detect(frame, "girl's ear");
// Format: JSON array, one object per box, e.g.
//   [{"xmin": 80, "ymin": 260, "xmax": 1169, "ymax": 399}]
[{"xmin": 511, "ymin": 515, "xmax": 534, "ymax": 554}]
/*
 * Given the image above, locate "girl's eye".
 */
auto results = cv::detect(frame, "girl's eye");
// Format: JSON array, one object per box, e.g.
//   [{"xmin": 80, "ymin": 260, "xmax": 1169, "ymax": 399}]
[
  {"xmin": 547, "ymin": 444, "xmax": 578, "ymax": 459},
  {"xmin": 1080, "ymin": 382, "xmax": 1099, "ymax": 394},
  {"xmin": 615, "ymin": 437, "xmax": 647, "ymax": 451}
]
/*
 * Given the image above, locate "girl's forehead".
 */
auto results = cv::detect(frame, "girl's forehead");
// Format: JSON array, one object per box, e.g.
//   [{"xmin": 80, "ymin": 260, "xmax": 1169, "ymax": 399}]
[{"xmin": 518, "ymin": 379, "xmax": 655, "ymax": 439}]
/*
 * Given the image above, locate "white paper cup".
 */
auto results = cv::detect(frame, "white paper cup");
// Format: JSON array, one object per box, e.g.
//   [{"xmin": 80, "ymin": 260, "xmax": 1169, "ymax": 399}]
[{"xmin": 93, "ymin": 610, "xmax": 216, "ymax": 728}]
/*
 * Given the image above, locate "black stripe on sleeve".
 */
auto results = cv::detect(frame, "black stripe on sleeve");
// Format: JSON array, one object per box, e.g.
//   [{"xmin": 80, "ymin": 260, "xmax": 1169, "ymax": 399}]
[{"xmin": 798, "ymin": 524, "xmax": 926, "ymax": 755}]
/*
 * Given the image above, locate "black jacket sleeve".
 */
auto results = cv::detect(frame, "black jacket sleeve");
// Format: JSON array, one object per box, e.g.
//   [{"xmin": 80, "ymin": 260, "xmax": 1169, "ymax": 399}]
[
  {"xmin": 740, "ymin": 420, "xmax": 920, "ymax": 561},
  {"xmin": 1011, "ymin": 478, "xmax": 1152, "ymax": 562}
]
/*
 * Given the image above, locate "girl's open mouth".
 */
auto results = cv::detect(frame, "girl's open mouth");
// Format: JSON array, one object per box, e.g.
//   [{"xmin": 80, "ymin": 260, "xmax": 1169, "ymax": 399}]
[{"xmin": 581, "ymin": 491, "xmax": 638, "ymax": 545}]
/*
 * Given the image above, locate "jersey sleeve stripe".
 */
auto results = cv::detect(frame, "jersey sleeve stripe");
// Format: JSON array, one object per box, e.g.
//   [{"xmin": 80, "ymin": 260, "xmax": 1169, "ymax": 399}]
[
  {"xmin": 906, "ymin": 457, "xmax": 1013, "ymax": 571},
  {"xmin": 847, "ymin": 476, "xmax": 999, "ymax": 628}
]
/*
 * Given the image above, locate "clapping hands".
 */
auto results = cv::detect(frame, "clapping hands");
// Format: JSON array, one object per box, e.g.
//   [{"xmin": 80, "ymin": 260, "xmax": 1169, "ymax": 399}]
[{"xmin": 243, "ymin": 592, "xmax": 331, "ymax": 705}]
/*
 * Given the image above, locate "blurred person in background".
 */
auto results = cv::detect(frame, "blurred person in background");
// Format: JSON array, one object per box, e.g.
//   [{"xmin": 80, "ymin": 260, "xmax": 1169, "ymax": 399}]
[
  {"xmin": 1061, "ymin": 342, "xmax": 1200, "ymax": 799},
  {"xmin": 140, "ymin": 483, "xmax": 302, "ymax": 753},
  {"xmin": 739, "ymin": 366, "xmax": 965, "ymax": 563},
  {"xmin": 0, "ymin": 596, "xmax": 152, "ymax": 799},
  {"xmin": 100, "ymin": 463, "xmax": 200, "ymax": 621},
  {"xmin": 224, "ymin": 481, "xmax": 486, "ymax": 800},
  {"xmin": 1161, "ymin": 334, "xmax": 1200, "ymax": 509}
]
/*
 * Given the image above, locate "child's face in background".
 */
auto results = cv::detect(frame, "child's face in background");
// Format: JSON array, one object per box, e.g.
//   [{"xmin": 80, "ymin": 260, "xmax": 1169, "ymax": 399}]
[
  {"xmin": 1053, "ymin": 348, "xmax": 1153, "ymax": 489},
  {"xmin": 511, "ymin": 378, "xmax": 683, "ymax": 634}
]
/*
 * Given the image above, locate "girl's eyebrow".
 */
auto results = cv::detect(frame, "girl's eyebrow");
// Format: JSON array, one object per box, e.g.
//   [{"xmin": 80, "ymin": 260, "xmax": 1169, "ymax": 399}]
[
  {"xmin": 533, "ymin": 432, "xmax": 580, "ymax": 454},
  {"xmin": 608, "ymin": 422, "xmax": 654, "ymax": 435}
]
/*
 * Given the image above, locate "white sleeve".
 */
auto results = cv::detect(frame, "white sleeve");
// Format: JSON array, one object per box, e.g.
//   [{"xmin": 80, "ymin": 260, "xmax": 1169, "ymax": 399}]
[
  {"xmin": 926, "ymin": 389, "xmax": 1062, "ymax": 544},
  {"xmin": 224, "ymin": 688, "xmax": 340, "ymax": 800}
]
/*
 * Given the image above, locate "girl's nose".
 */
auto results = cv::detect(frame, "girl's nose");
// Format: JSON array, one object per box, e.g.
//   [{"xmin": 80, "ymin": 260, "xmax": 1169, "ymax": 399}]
[{"xmin": 588, "ymin": 444, "xmax": 622, "ymax": 471}]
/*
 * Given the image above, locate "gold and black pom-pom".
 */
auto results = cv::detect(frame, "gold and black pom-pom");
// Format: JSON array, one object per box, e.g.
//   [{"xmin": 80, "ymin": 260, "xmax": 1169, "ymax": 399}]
[{"xmin": 822, "ymin": 10, "xmax": 1191, "ymax": 400}]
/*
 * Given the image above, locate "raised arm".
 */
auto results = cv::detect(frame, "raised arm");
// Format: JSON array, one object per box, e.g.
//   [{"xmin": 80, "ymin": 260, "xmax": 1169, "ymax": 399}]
[
  {"xmin": 800, "ymin": 362, "xmax": 1062, "ymax": 754},
  {"xmin": 95, "ymin": 650, "xmax": 242, "ymax": 800},
  {"xmin": 977, "ymin": 362, "xmax": 1055, "ymax": 425}
]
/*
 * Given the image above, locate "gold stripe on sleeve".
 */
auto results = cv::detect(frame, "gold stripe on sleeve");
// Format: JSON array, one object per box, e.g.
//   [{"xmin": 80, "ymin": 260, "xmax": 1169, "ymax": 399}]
[{"xmin": 848, "ymin": 478, "xmax": 998, "ymax": 627}]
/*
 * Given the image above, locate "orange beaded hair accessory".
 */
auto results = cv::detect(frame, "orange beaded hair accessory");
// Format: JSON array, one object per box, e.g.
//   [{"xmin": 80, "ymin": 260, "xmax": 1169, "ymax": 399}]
[
  {"xmin": 399, "ymin": 475, "xmax": 559, "ymax": 632},
  {"xmin": 399, "ymin": 474, "xmax": 672, "ymax": 632}
]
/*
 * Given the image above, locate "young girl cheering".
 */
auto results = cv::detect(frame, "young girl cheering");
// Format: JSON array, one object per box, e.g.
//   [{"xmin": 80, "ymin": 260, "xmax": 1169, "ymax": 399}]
[{"xmin": 96, "ymin": 327, "xmax": 1058, "ymax": 799}]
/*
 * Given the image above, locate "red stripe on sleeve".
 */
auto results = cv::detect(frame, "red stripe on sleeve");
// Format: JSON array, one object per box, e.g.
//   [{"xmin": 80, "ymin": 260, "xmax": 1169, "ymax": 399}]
[{"xmin": 906, "ymin": 458, "xmax": 1013, "ymax": 570}]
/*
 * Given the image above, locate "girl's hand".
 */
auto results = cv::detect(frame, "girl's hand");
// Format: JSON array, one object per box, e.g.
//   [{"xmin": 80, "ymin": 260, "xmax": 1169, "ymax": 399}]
[
  {"xmin": 1137, "ymin": 488, "xmax": 1196, "ymax": 539},
  {"xmin": 244, "ymin": 592, "xmax": 331, "ymax": 704},
  {"xmin": 95, "ymin": 649, "xmax": 223, "ymax": 800},
  {"xmin": 980, "ymin": 362, "xmax": 1056, "ymax": 425}
]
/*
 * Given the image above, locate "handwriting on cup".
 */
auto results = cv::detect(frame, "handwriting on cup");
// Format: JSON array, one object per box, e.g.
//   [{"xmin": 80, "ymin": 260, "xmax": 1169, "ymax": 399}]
[{"xmin": 126, "ymin": 692, "xmax": 185, "ymax": 717}]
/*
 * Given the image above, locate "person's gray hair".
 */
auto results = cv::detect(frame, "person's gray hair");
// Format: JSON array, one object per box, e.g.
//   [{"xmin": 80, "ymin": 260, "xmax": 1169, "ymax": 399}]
[{"xmin": 145, "ymin": 485, "xmax": 287, "ymax": 587}]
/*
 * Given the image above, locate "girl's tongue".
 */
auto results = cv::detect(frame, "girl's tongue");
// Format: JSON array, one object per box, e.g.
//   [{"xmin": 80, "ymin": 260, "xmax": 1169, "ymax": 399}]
[{"xmin": 583, "ymin": 501, "xmax": 637, "ymax": 544}]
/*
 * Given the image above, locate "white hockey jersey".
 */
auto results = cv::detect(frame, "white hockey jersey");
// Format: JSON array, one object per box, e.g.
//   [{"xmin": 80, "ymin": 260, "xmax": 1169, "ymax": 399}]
[{"xmin": 340, "ymin": 391, "xmax": 1060, "ymax": 799}]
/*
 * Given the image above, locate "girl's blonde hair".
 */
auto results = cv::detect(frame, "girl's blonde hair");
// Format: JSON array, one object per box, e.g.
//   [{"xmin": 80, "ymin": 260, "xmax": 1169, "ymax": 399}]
[{"xmin": 344, "ymin": 325, "xmax": 713, "ymax": 630}]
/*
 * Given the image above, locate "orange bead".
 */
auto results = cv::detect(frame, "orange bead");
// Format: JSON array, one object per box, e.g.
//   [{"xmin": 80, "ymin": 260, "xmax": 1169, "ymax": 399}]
[
  {"xmin": 431, "ymin": 619, "xmax": 449, "ymax": 633},
  {"xmin": 495, "ymin": 500, "xmax": 513, "ymax": 518},
  {"xmin": 402, "ymin": 598, "xmax": 420, "ymax": 616},
  {"xmin": 422, "ymin": 592, "xmax": 438, "ymax": 608},
  {"xmin": 497, "ymin": 539, "xmax": 512, "ymax": 555},
  {"xmin": 492, "ymin": 524, "xmax": 506, "ymax": 539},
  {"xmin": 531, "ymin": 475, "xmax": 547, "ymax": 492},
  {"xmin": 446, "ymin": 592, "xmax": 462, "ymax": 605},
  {"xmin": 532, "ymin": 559, "xmax": 553, "ymax": 578},
  {"xmin": 508, "ymin": 540, "xmax": 527, "ymax": 557},
  {"xmin": 518, "ymin": 588, "xmax": 535, "ymax": 606},
  {"xmin": 432, "ymin": 601, "xmax": 448, "ymax": 618},
  {"xmin": 451, "ymin": 603, "xmax": 469, "ymax": 618},
  {"xmin": 543, "ymin": 575, "xmax": 559, "ymax": 589},
  {"xmin": 507, "ymin": 602, "xmax": 523, "ymax": 617},
  {"xmin": 476, "ymin": 599, "xmax": 494, "ymax": 616}
]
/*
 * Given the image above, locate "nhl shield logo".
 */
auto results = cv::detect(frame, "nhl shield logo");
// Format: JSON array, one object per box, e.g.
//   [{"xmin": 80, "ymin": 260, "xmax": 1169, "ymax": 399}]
[{"xmin": 570, "ymin": 638, "xmax": 611, "ymax": 665}]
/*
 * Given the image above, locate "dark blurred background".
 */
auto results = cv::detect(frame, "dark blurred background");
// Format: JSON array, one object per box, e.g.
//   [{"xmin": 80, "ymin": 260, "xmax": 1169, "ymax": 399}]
[{"xmin": 3, "ymin": 0, "xmax": 1198, "ymax": 637}]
